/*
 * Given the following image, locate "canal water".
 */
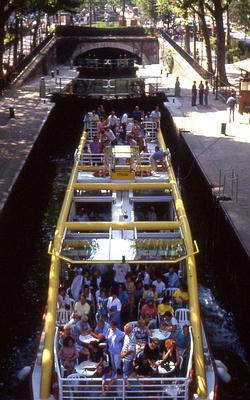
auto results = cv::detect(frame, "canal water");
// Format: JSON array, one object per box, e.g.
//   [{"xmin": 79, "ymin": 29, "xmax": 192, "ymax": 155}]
[{"xmin": 0, "ymin": 101, "xmax": 249, "ymax": 399}]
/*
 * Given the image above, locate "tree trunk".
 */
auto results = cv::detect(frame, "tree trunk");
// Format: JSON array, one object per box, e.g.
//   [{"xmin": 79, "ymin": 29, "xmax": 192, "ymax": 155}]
[
  {"xmin": 226, "ymin": 8, "xmax": 231, "ymax": 47},
  {"xmin": 33, "ymin": 12, "xmax": 41, "ymax": 48},
  {"xmin": 20, "ymin": 18, "xmax": 23, "ymax": 55},
  {"xmin": 198, "ymin": 1, "xmax": 213, "ymax": 73},
  {"xmin": 193, "ymin": 15, "xmax": 197, "ymax": 59},
  {"xmin": 184, "ymin": 24, "xmax": 191, "ymax": 54},
  {"xmin": 214, "ymin": 5, "xmax": 228, "ymax": 83},
  {"xmin": 0, "ymin": 17, "xmax": 5, "ymax": 78},
  {"xmin": 13, "ymin": 16, "xmax": 19, "ymax": 66}
]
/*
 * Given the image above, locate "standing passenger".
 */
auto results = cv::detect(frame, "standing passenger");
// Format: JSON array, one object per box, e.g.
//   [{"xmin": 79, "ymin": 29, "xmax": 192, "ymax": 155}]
[
  {"xmin": 199, "ymin": 81, "xmax": 204, "ymax": 105},
  {"xmin": 191, "ymin": 81, "xmax": 197, "ymax": 106}
]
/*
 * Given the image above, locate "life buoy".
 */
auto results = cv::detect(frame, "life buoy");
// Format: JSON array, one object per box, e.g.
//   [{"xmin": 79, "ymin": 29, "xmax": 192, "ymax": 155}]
[
  {"xmin": 93, "ymin": 170, "xmax": 109, "ymax": 177},
  {"xmin": 135, "ymin": 170, "xmax": 151, "ymax": 177}
]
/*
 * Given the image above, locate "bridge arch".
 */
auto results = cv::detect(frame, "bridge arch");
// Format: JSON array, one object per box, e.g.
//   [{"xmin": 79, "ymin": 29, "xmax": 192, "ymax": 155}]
[{"xmin": 71, "ymin": 41, "xmax": 151, "ymax": 65}]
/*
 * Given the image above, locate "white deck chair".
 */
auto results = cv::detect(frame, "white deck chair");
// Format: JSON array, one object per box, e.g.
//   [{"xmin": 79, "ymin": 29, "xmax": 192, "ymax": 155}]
[
  {"xmin": 56, "ymin": 308, "xmax": 71, "ymax": 327},
  {"xmin": 165, "ymin": 287, "xmax": 179, "ymax": 299},
  {"xmin": 175, "ymin": 308, "xmax": 190, "ymax": 326}
]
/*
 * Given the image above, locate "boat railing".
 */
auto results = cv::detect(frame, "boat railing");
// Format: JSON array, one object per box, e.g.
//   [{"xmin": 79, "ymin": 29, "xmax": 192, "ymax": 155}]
[
  {"xmin": 84, "ymin": 121, "xmax": 158, "ymax": 142},
  {"xmin": 77, "ymin": 152, "xmax": 105, "ymax": 166},
  {"xmin": 58, "ymin": 376, "xmax": 189, "ymax": 400},
  {"xmin": 54, "ymin": 328, "xmax": 193, "ymax": 400}
]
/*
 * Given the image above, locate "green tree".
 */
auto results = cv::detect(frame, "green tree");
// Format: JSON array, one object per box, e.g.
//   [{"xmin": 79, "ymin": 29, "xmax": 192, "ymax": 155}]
[
  {"xmin": 230, "ymin": 0, "xmax": 250, "ymax": 35},
  {"xmin": 136, "ymin": 0, "xmax": 159, "ymax": 26},
  {"xmin": 204, "ymin": 0, "xmax": 233, "ymax": 83}
]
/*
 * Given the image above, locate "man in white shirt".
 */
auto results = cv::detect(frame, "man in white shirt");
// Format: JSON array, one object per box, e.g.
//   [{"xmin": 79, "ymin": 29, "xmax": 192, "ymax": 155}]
[
  {"xmin": 150, "ymin": 106, "xmax": 161, "ymax": 126},
  {"xmin": 113, "ymin": 263, "xmax": 131, "ymax": 286},
  {"xmin": 120, "ymin": 112, "xmax": 128, "ymax": 142},
  {"xmin": 152, "ymin": 277, "xmax": 166, "ymax": 296},
  {"xmin": 164, "ymin": 267, "xmax": 180, "ymax": 288},
  {"xmin": 104, "ymin": 127, "xmax": 117, "ymax": 146},
  {"xmin": 121, "ymin": 323, "xmax": 136, "ymax": 385},
  {"xmin": 107, "ymin": 111, "xmax": 118, "ymax": 133}
]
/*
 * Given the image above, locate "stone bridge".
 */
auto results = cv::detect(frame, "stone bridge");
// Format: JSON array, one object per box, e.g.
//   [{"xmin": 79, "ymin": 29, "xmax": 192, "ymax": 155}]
[{"xmin": 56, "ymin": 36, "xmax": 159, "ymax": 65}]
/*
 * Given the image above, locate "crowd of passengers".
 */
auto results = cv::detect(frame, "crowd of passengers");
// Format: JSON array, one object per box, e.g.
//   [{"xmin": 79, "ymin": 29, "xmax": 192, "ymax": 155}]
[
  {"xmin": 58, "ymin": 262, "xmax": 190, "ymax": 392},
  {"xmin": 82, "ymin": 104, "xmax": 161, "ymax": 153}
]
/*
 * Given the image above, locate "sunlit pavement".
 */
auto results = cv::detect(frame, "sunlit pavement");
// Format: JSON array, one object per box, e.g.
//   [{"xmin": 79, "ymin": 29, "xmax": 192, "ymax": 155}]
[{"xmin": 138, "ymin": 62, "xmax": 250, "ymax": 257}]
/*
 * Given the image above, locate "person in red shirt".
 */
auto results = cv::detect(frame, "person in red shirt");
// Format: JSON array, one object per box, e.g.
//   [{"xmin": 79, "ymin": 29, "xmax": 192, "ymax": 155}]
[{"xmin": 140, "ymin": 299, "xmax": 157, "ymax": 319}]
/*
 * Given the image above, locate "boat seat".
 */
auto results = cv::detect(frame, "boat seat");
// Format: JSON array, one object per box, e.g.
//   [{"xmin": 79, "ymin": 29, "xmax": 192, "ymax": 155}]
[
  {"xmin": 56, "ymin": 308, "xmax": 71, "ymax": 327},
  {"xmin": 175, "ymin": 308, "xmax": 190, "ymax": 326},
  {"xmin": 165, "ymin": 287, "xmax": 179, "ymax": 299}
]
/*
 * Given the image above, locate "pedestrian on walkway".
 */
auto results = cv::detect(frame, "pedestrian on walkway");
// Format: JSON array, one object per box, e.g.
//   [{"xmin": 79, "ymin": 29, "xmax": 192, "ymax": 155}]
[
  {"xmin": 204, "ymin": 81, "xmax": 209, "ymax": 106},
  {"xmin": 174, "ymin": 77, "xmax": 181, "ymax": 97},
  {"xmin": 226, "ymin": 95, "xmax": 237, "ymax": 123},
  {"xmin": 191, "ymin": 81, "xmax": 197, "ymax": 106},
  {"xmin": 199, "ymin": 81, "xmax": 204, "ymax": 105}
]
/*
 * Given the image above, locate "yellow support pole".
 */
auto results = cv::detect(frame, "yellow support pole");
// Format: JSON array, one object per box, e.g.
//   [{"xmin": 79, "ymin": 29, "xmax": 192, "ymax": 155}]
[
  {"xmin": 64, "ymin": 221, "xmax": 181, "ymax": 231},
  {"xmin": 40, "ymin": 133, "xmax": 87, "ymax": 399},
  {"xmin": 158, "ymin": 130, "xmax": 207, "ymax": 398},
  {"xmin": 73, "ymin": 182, "xmax": 173, "ymax": 191}
]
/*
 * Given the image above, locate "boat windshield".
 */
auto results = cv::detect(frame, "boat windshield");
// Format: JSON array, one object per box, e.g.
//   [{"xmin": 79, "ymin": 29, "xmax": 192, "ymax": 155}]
[{"xmin": 61, "ymin": 238, "xmax": 187, "ymax": 263}]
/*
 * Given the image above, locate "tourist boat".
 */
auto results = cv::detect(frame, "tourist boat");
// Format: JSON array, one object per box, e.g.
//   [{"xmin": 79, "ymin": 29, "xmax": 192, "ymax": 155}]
[{"xmin": 31, "ymin": 102, "xmax": 219, "ymax": 400}]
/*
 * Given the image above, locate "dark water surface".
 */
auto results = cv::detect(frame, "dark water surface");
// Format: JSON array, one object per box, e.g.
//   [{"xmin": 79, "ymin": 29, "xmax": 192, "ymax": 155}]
[{"xmin": 0, "ymin": 101, "xmax": 249, "ymax": 399}]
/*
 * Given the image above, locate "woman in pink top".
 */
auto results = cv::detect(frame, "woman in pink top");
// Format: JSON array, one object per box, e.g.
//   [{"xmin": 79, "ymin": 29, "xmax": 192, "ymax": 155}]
[
  {"xmin": 58, "ymin": 336, "xmax": 79, "ymax": 376},
  {"xmin": 140, "ymin": 299, "xmax": 157, "ymax": 319}
]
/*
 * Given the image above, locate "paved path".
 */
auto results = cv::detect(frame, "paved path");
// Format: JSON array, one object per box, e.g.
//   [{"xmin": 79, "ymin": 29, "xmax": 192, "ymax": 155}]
[
  {"xmin": 0, "ymin": 66, "xmax": 76, "ymax": 213},
  {"xmin": 139, "ymin": 64, "xmax": 250, "ymax": 257}
]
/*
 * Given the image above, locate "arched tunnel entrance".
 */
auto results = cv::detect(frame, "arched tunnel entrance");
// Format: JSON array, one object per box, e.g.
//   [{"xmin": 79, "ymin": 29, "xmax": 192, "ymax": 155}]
[{"xmin": 73, "ymin": 47, "xmax": 142, "ymax": 66}]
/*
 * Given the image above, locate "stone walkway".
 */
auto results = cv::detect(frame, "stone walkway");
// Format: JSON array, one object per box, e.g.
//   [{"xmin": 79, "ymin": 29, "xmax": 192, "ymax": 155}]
[
  {"xmin": 0, "ymin": 66, "xmax": 76, "ymax": 213},
  {"xmin": 138, "ymin": 63, "xmax": 250, "ymax": 257}
]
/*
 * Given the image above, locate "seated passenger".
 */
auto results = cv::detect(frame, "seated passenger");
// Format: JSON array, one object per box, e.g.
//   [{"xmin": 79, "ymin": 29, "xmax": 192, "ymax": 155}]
[
  {"xmin": 149, "ymin": 106, "xmax": 161, "ymax": 125},
  {"xmin": 75, "ymin": 207, "xmax": 89, "ymax": 222},
  {"xmin": 69, "ymin": 294, "xmax": 90, "ymax": 324},
  {"xmin": 59, "ymin": 324, "xmax": 76, "ymax": 345},
  {"xmin": 58, "ymin": 336, "xmax": 79, "ymax": 376},
  {"xmin": 75, "ymin": 315, "xmax": 92, "ymax": 338},
  {"xmin": 160, "ymin": 311, "xmax": 179, "ymax": 339},
  {"xmin": 150, "ymin": 146, "xmax": 167, "ymax": 171},
  {"xmin": 172, "ymin": 284, "xmax": 189, "ymax": 307},
  {"xmin": 152, "ymin": 276, "xmax": 166, "ymax": 296},
  {"xmin": 87, "ymin": 341, "xmax": 105, "ymax": 374},
  {"xmin": 133, "ymin": 319, "xmax": 150, "ymax": 350},
  {"xmin": 131, "ymin": 120, "xmax": 141, "ymax": 138},
  {"xmin": 142, "ymin": 284, "xmax": 158, "ymax": 303},
  {"xmin": 92, "ymin": 318, "xmax": 110, "ymax": 341},
  {"xmin": 134, "ymin": 338, "xmax": 161, "ymax": 376},
  {"xmin": 140, "ymin": 299, "xmax": 157, "ymax": 319},
  {"xmin": 157, "ymin": 296, "xmax": 174, "ymax": 317},
  {"xmin": 91, "ymin": 110, "xmax": 100, "ymax": 122},
  {"xmin": 90, "ymin": 136, "xmax": 102, "ymax": 154},
  {"xmin": 161, "ymin": 339, "xmax": 179, "ymax": 375},
  {"xmin": 175, "ymin": 324, "xmax": 190, "ymax": 356},
  {"xmin": 164, "ymin": 266, "xmax": 180, "ymax": 288},
  {"xmin": 83, "ymin": 112, "xmax": 92, "ymax": 131},
  {"xmin": 147, "ymin": 206, "xmax": 157, "ymax": 221},
  {"xmin": 58, "ymin": 287, "xmax": 71, "ymax": 309}
]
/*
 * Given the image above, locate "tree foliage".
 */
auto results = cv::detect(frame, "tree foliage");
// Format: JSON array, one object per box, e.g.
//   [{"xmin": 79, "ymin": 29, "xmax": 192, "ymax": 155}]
[{"xmin": 230, "ymin": 0, "xmax": 250, "ymax": 32}]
